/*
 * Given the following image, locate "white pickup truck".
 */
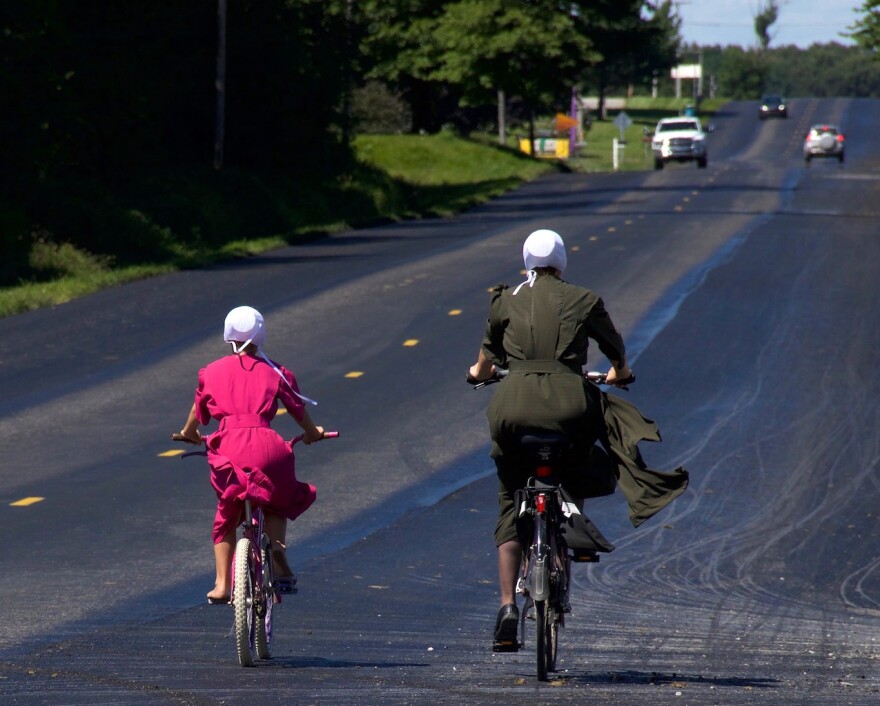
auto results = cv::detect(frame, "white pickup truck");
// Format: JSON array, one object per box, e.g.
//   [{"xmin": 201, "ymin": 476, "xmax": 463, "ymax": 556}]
[{"xmin": 650, "ymin": 116, "xmax": 708, "ymax": 170}]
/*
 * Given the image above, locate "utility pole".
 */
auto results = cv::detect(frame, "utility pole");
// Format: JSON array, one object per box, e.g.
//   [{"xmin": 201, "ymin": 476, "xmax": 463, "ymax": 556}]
[
  {"xmin": 497, "ymin": 90, "xmax": 506, "ymax": 147},
  {"xmin": 213, "ymin": 0, "xmax": 227, "ymax": 170}
]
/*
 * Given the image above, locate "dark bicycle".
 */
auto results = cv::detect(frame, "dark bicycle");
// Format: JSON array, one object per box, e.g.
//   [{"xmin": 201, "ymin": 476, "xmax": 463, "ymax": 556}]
[
  {"xmin": 513, "ymin": 432, "xmax": 601, "ymax": 680},
  {"xmin": 473, "ymin": 370, "xmax": 623, "ymax": 681}
]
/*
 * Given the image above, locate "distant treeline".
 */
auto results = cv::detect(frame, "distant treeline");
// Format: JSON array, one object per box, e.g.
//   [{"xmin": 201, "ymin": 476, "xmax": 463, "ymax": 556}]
[
  {"xmin": 693, "ymin": 43, "xmax": 880, "ymax": 100},
  {"xmin": 2, "ymin": 2, "xmax": 878, "ymax": 288}
]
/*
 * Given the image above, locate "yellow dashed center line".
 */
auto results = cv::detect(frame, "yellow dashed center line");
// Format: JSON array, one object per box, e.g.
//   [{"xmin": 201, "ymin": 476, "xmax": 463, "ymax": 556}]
[
  {"xmin": 607, "ymin": 227, "xmax": 616, "ymax": 232},
  {"xmin": 345, "ymin": 371, "xmax": 364, "ymax": 378},
  {"xmin": 674, "ymin": 205, "xmax": 684, "ymax": 211},
  {"xmin": 159, "ymin": 449, "xmax": 186, "ymax": 458},
  {"xmin": 570, "ymin": 245, "xmax": 580, "ymax": 252},
  {"xmin": 403, "ymin": 339, "xmax": 419, "ymax": 347},
  {"xmin": 589, "ymin": 236, "xmax": 599, "ymax": 241},
  {"xmin": 10, "ymin": 497, "xmax": 44, "ymax": 507},
  {"xmin": 448, "ymin": 309, "xmax": 462, "ymax": 316}
]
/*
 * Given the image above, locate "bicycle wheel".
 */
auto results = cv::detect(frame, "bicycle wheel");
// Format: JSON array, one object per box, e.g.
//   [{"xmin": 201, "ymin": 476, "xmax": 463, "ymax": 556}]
[
  {"xmin": 233, "ymin": 536, "xmax": 256, "ymax": 667},
  {"xmin": 547, "ymin": 602, "xmax": 559, "ymax": 673},
  {"xmin": 254, "ymin": 541, "xmax": 272, "ymax": 660},
  {"xmin": 535, "ymin": 599, "xmax": 552, "ymax": 681}
]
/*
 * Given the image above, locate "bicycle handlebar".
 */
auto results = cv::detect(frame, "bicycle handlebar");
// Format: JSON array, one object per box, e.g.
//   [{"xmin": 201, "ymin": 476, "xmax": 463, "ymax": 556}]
[
  {"xmin": 470, "ymin": 369, "xmax": 634, "ymax": 390},
  {"xmin": 171, "ymin": 430, "xmax": 339, "ymax": 457}
]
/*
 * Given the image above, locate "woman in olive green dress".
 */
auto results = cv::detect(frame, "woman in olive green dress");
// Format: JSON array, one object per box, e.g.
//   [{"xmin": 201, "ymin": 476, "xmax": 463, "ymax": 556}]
[{"xmin": 468, "ymin": 229, "xmax": 688, "ymax": 651}]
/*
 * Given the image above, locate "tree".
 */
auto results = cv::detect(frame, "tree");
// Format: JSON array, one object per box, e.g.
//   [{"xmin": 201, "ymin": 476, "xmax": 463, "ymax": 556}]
[
  {"xmin": 754, "ymin": 1, "xmax": 780, "ymax": 50},
  {"xmin": 846, "ymin": 0, "xmax": 880, "ymax": 56},
  {"xmin": 574, "ymin": 1, "xmax": 679, "ymax": 117},
  {"xmin": 716, "ymin": 46, "xmax": 767, "ymax": 98},
  {"xmin": 355, "ymin": 0, "xmax": 456, "ymax": 133},
  {"xmin": 430, "ymin": 0, "xmax": 592, "ymax": 146}
]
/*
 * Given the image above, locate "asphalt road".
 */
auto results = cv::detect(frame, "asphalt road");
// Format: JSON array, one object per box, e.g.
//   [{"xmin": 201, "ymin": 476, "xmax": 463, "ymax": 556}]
[{"xmin": 2, "ymin": 98, "xmax": 880, "ymax": 705}]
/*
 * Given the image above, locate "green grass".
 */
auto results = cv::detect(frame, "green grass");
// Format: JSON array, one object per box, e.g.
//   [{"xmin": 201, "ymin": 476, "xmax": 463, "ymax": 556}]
[{"xmin": 1, "ymin": 99, "xmax": 719, "ymax": 318}]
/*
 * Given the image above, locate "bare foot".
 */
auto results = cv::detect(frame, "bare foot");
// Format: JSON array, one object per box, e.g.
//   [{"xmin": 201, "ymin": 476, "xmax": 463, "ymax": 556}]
[
  {"xmin": 272, "ymin": 549, "xmax": 293, "ymax": 577},
  {"xmin": 207, "ymin": 586, "xmax": 229, "ymax": 602}
]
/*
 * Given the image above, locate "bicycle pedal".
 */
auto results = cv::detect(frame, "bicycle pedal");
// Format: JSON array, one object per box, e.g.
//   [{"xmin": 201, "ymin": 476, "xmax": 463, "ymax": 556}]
[{"xmin": 492, "ymin": 640, "xmax": 520, "ymax": 653}]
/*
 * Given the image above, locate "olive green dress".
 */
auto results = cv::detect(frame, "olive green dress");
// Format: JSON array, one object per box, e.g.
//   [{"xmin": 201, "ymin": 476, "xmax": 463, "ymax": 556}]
[{"xmin": 481, "ymin": 274, "xmax": 688, "ymax": 540}]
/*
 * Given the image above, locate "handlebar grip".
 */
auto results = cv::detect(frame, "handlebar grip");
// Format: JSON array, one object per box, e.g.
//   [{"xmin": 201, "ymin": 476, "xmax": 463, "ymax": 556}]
[
  {"xmin": 290, "ymin": 430, "xmax": 340, "ymax": 446},
  {"xmin": 615, "ymin": 372, "xmax": 636, "ymax": 387}
]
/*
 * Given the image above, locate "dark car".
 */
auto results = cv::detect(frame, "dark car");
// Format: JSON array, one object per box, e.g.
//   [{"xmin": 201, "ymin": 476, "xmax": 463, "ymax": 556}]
[{"xmin": 759, "ymin": 95, "xmax": 787, "ymax": 119}]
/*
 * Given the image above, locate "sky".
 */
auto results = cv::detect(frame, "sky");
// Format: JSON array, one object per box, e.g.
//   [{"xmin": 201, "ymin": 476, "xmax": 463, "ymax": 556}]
[{"xmin": 676, "ymin": 0, "xmax": 863, "ymax": 49}]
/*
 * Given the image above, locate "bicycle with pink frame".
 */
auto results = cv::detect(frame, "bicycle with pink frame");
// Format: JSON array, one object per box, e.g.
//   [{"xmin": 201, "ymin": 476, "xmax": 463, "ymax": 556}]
[{"xmin": 177, "ymin": 430, "xmax": 338, "ymax": 667}]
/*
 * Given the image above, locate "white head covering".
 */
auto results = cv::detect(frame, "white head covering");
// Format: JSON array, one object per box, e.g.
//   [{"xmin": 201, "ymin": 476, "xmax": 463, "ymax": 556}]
[
  {"xmin": 224, "ymin": 305, "xmax": 266, "ymax": 352},
  {"xmin": 513, "ymin": 229, "xmax": 567, "ymax": 295},
  {"xmin": 222, "ymin": 305, "xmax": 317, "ymax": 406}
]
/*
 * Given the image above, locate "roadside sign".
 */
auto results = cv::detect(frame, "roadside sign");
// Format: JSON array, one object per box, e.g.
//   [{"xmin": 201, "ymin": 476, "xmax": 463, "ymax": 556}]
[{"xmin": 613, "ymin": 111, "xmax": 632, "ymax": 141}]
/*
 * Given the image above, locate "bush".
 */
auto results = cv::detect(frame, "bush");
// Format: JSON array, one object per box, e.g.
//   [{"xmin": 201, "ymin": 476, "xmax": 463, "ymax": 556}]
[{"xmin": 351, "ymin": 81, "xmax": 413, "ymax": 134}]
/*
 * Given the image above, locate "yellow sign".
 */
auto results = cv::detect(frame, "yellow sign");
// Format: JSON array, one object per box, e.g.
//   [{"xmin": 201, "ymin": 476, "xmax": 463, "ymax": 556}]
[{"xmin": 519, "ymin": 137, "xmax": 570, "ymax": 159}]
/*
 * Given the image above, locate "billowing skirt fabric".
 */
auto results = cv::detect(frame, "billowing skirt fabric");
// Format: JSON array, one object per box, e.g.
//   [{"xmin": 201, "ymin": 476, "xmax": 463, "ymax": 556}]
[{"xmin": 206, "ymin": 415, "xmax": 316, "ymax": 544}]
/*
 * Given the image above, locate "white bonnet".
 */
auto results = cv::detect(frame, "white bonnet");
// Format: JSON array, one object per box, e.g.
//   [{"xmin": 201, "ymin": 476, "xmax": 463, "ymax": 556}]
[
  {"xmin": 223, "ymin": 306, "xmax": 266, "ymax": 349},
  {"xmin": 523, "ymin": 229, "xmax": 566, "ymax": 273}
]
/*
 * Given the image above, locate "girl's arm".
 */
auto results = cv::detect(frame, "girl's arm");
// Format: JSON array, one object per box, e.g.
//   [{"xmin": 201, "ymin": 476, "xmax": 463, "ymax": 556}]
[
  {"xmin": 174, "ymin": 404, "xmax": 203, "ymax": 444},
  {"xmin": 295, "ymin": 406, "xmax": 325, "ymax": 445}
]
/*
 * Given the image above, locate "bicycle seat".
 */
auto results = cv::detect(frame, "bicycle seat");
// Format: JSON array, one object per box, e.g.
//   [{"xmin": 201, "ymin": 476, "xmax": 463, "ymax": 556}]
[{"xmin": 515, "ymin": 431, "xmax": 571, "ymax": 461}]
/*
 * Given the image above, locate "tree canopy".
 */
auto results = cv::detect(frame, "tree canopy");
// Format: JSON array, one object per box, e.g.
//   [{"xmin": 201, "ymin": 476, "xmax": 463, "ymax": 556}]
[{"xmin": 846, "ymin": 0, "xmax": 880, "ymax": 56}]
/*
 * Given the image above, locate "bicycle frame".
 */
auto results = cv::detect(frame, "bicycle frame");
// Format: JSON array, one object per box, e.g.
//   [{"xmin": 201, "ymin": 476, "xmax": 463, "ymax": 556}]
[
  {"xmin": 231, "ymin": 497, "xmax": 276, "ymax": 667},
  {"xmin": 472, "ymin": 370, "xmax": 618, "ymax": 681},
  {"xmin": 232, "ymin": 499, "xmax": 274, "ymax": 607},
  {"xmin": 175, "ymin": 428, "xmax": 338, "ymax": 667}
]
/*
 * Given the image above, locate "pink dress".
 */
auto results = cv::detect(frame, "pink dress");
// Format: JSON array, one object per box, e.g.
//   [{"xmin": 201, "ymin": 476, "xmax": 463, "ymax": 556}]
[{"xmin": 194, "ymin": 353, "xmax": 317, "ymax": 544}]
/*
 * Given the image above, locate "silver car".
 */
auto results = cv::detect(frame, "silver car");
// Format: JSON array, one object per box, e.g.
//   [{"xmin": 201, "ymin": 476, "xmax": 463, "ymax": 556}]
[{"xmin": 804, "ymin": 124, "xmax": 845, "ymax": 164}]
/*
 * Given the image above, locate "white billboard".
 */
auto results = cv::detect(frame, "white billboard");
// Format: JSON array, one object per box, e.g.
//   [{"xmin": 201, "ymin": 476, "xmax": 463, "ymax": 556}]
[{"xmin": 671, "ymin": 64, "xmax": 703, "ymax": 80}]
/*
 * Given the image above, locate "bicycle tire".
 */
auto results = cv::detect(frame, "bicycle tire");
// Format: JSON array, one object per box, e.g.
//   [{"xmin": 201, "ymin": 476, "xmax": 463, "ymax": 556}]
[
  {"xmin": 254, "ymin": 541, "xmax": 272, "ymax": 660},
  {"xmin": 535, "ymin": 599, "xmax": 551, "ymax": 681},
  {"xmin": 233, "ymin": 536, "xmax": 256, "ymax": 667},
  {"xmin": 547, "ymin": 603, "xmax": 559, "ymax": 672}
]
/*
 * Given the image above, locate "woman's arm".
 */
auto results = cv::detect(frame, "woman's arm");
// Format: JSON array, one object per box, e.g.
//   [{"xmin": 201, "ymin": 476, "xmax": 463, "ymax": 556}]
[
  {"xmin": 468, "ymin": 348, "xmax": 497, "ymax": 382},
  {"xmin": 586, "ymin": 298, "xmax": 633, "ymax": 383}
]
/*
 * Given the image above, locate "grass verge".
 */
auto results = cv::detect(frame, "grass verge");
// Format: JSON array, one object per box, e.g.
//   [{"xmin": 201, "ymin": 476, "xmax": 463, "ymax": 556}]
[{"xmin": 1, "ymin": 100, "xmax": 718, "ymax": 318}]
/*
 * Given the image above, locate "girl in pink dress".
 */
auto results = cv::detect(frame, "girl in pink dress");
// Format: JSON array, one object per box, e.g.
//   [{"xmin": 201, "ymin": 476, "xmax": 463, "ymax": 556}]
[{"xmin": 174, "ymin": 306, "xmax": 327, "ymax": 604}]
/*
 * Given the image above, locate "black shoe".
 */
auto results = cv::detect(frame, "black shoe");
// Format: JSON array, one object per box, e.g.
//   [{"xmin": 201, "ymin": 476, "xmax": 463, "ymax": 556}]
[{"xmin": 493, "ymin": 603, "xmax": 519, "ymax": 652}]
